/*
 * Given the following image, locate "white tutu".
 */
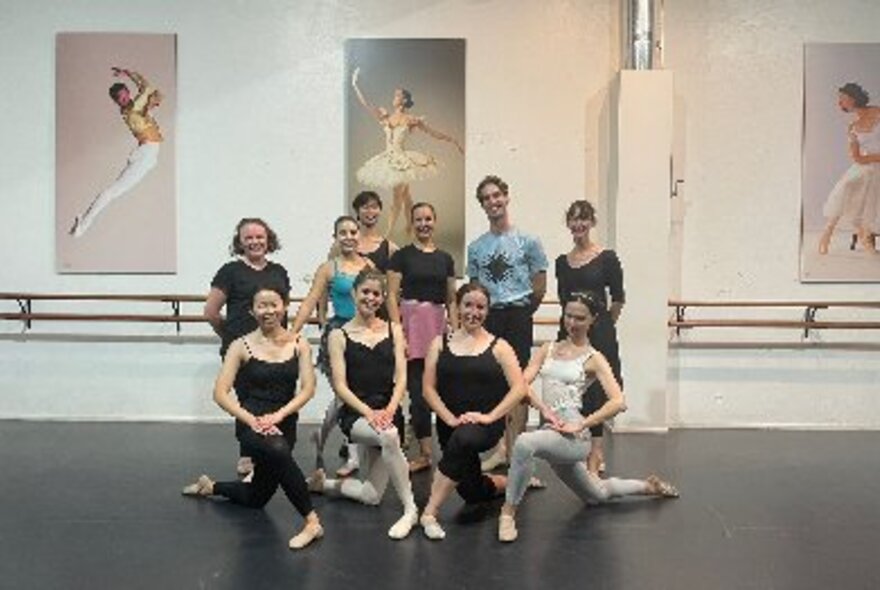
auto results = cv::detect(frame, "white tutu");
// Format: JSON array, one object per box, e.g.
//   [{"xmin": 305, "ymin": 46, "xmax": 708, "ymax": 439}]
[
  {"xmin": 822, "ymin": 163, "xmax": 880, "ymax": 233},
  {"xmin": 356, "ymin": 122, "xmax": 440, "ymax": 188}
]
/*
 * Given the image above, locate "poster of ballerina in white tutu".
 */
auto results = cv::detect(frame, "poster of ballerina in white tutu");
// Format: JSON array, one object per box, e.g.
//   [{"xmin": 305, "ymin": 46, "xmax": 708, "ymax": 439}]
[
  {"xmin": 346, "ymin": 39, "xmax": 465, "ymax": 271},
  {"xmin": 56, "ymin": 33, "xmax": 177, "ymax": 274},
  {"xmin": 801, "ymin": 43, "xmax": 880, "ymax": 282}
]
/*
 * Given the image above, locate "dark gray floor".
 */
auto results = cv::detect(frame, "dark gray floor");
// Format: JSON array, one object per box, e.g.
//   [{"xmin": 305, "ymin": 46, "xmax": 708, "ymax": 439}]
[{"xmin": 1, "ymin": 422, "xmax": 879, "ymax": 589}]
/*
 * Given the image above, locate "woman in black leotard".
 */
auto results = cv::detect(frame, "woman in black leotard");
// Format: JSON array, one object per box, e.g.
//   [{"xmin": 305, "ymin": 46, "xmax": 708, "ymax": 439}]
[
  {"xmin": 418, "ymin": 282, "xmax": 526, "ymax": 540},
  {"xmin": 555, "ymin": 200, "xmax": 625, "ymax": 474},
  {"xmin": 307, "ymin": 269, "xmax": 419, "ymax": 540},
  {"xmin": 182, "ymin": 286, "xmax": 323, "ymax": 550}
]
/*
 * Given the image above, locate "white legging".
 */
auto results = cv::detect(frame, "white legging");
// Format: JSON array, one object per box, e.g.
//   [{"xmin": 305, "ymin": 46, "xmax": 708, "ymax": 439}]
[
  {"xmin": 75, "ymin": 141, "xmax": 160, "ymax": 235},
  {"xmin": 320, "ymin": 418, "xmax": 416, "ymax": 511},
  {"xmin": 506, "ymin": 428, "xmax": 647, "ymax": 506}
]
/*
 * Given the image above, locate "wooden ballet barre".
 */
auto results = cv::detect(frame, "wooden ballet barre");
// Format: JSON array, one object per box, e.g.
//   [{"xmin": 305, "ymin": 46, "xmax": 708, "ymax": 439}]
[
  {"xmin": 0, "ymin": 291, "xmax": 563, "ymax": 334},
  {"xmin": 0, "ymin": 292, "xmax": 206, "ymax": 302},
  {"xmin": 668, "ymin": 299, "xmax": 880, "ymax": 338},
  {"xmin": 669, "ymin": 299, "xmax": 880, "ymax": 308},
  {"xmin": 670, "ymin": 319, "xmax": 880, "ymax": 329},
  {"xmin": 0, "ymin": 292, "xmax": 313, "ymax": 334},
  {"xmin": 0, "ymin": 312, "xmax": 208, "ymax": 323}
]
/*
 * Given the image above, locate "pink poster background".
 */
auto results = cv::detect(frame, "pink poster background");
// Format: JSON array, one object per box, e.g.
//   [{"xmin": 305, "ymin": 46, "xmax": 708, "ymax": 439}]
[{"xmin": 56, "ymin": 33, "xmax": 177, "ymax": 274}]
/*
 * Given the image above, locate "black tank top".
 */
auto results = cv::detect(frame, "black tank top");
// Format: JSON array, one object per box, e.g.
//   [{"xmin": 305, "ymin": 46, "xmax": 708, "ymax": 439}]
[
  {"xmin": 235, "ymin": 339, "xmax": 300, "ymax": 437},
  {"xmin": 342, "ymin": 324, "xmax": 395, "ymax": 402},
  {"xmin": 336, "ymin": 323, "xmax": 402, "ymax": 435},
  {"xmin": 436, "ymin": 337, "xmax": 508, "ymax": 416}
]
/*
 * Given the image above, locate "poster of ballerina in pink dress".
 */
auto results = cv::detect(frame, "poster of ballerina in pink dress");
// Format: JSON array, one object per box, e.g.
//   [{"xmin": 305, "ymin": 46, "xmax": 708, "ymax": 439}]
[
  {"xmin": 801, "ymin": 43, "xmax": 880, "ymax": 282},
  {"xmin": 56, "ymin": 33, "xmax": 177, "ymax": 274},
  {"xmin": 346, "ymin": 39, "xmax": 465, "ymax": 271}
]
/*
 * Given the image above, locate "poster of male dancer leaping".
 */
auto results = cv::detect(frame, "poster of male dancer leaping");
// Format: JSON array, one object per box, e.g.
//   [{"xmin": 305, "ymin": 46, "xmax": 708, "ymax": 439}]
[{"xmin": 56, "ymin": 33, "xmax": 176, "ymax": 273}]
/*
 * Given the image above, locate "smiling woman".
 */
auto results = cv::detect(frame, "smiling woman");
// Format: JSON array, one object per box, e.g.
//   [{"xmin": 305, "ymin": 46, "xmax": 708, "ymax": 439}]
[
  {"xmin": 418, "ymin": 282, "xmax": 527, "ymax": 541},
  {"xmin": 204, "ymin": 217, "xmax": 290, "ymax": 477},
  {"xmin": 307, "ymin": 268, "xmax": 419, "ymax": 540},
  {"xmin": 497, "ymin": 294, "xmax": 677, "ymax": 544},
  {"xmin": 290, "ymin": 216, "xmax": 374, "ymax": 476},
  {"xmin": 386, "ymin": 202, "xmax": 457, "ymax": 472},
  {"xmin": 182, "ymin": 286, "xmax": 324, "ymax": 550}
]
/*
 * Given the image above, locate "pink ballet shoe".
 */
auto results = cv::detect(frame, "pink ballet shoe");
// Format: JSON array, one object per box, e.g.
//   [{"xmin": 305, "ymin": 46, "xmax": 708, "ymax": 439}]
[
  {"xmin": 289, "ymin": 523, "xmax": 324, "ymax": 550},
  {"xmin": 498, "ymin": 514, "xmax": 518, "ymax": 543},
  {"xmin": 646, "ymin": 474, "xmax": 679, "ymax": 498},
  {"xmin": 181, "ymin": 474, "xmax": 214, "ymax": 497}
]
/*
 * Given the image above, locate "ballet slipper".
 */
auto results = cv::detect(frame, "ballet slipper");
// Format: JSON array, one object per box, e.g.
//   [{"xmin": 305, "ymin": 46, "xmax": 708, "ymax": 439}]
[
  {"xmin": 236, "ymin": 456, "xmax": 254, "ymax": 476},
  {"xmin": 335, "ymin": 458, "xmax": 359, "ymax": 478},
  {"xmin": 181, "ymin": 474, "xmax": 214, "ymax": 497},
  {"xmin": 420, "ymin": 514, "xmax": 446, "ymax": 540},
  {"xmin": 388, "ymin": 511, "xmax": 419, "ymax": 540},
  {"xmin": 306, "ymin": 468, "xmax": 326, "ymax": 493},
  {"xmin": 498, "ymin": 514, "xmax": 518, "ymax": 543},
  {"xmin": 408, "ymin": 455, "xmax": 432, "ymax": 473},
  {"xmin": 646, "ymin": 474, "xmax": 680, "ymax": 498},
  {"xmin": 527, "ymin": 476, "xmax": 546, "ymax": 490},
  {"xmin": 289, "ymin": 523, "xmax": 324, "ymax": 550}
]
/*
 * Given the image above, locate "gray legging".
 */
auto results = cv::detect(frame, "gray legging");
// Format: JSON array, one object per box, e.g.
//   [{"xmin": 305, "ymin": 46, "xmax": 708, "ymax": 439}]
[{"xmin": 506, "ymin": 428, "xmax": 648, "ymax": 506}]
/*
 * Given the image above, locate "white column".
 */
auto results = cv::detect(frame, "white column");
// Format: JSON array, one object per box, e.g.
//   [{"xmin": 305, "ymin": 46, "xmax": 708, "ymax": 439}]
[{"xmin": 610, "ymin": 70, "xmax": 673, "ymax": 432}]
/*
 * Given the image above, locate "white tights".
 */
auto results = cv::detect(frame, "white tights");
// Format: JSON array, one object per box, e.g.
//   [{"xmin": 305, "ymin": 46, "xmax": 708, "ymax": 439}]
[
  {"xmin": 73, "ymin": 142, "xmax": 159, "ymax": 236},
  {"xmin": 320, "ymin": 418, "xmax": 416, "ymax": 513}
]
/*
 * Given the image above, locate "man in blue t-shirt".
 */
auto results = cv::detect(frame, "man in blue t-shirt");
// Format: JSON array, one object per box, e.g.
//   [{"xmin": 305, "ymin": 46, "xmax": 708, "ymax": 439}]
[{"xmin": 467, "ymin": 174, "xmax": 548, "ymax": 470}]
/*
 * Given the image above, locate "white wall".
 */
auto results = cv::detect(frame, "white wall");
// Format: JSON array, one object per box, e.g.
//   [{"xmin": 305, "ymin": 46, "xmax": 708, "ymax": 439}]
[
  {"xmin": 2, "ymin": 0, "xmax": 878, "ymax": 428},
  {"xmin": 665, "ymin": 0, "xmax": 880, "ymax": 428},
  {"xmin": 0, "ymin": 0, "xmax": 615, "ymax": 422},
  {"xmin": 612, "ymin": 70, "xmax": 673, "ymax": 431}
]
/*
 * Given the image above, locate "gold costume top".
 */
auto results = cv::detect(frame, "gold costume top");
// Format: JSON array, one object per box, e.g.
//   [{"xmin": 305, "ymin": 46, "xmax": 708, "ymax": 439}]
[{"xmin": 122, "ymin": 71, "xmax": 163, "ymax": 144}]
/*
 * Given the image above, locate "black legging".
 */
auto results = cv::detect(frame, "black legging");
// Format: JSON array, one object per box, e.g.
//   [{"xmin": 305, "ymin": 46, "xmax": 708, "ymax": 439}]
[
  {"xmin": 213, "ymin": 427, "xmax": 313, "ymax": 517},
  {"xmin": 436, "ymin": 421, "xmax": 505, "ymax": 504},
  {"xmin": 408, "ymin": 359, "xmax": 432, "ymax": 440},
  {"xmin": 486, "ymin": 306, "xmax": 534, "ymax": 369}
]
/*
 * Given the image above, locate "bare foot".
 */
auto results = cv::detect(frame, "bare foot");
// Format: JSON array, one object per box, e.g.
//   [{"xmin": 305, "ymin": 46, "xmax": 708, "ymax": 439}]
[{"xmin": 818, "ymin": 230, "xmax": 832, "ymax": 255}]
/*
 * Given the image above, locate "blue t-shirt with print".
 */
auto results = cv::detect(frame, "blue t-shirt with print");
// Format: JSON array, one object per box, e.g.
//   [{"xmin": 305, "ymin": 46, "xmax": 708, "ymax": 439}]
[{"xmin": 466, "ymin": 228, "xmax": 548, "ymax": 307}]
